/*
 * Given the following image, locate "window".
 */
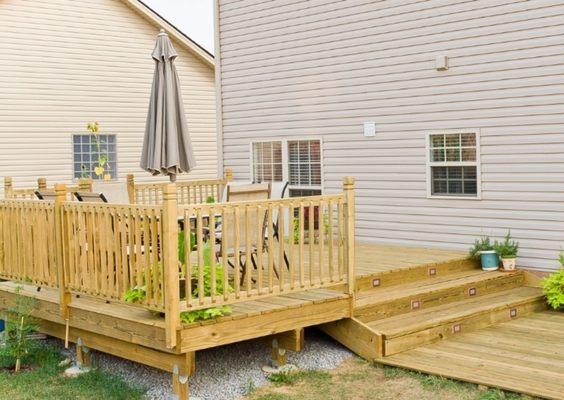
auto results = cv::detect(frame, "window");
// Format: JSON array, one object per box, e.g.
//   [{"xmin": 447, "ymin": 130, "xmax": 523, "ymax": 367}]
[
  {"xmin": 426, "ymin": 131, "xmax": 480, "ymax": 198},
  {"xmin": 73, "ymin": 134, "xmax": 117, "ymax": 180},
  {"xmin": 251, "ymin": 139, "xmax": 322, "ymax": 197}
]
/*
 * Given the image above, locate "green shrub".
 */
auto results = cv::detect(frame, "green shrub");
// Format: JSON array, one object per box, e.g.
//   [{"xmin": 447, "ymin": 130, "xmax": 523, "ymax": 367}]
[
  {"xmin": 469, "ymin": 236, "xmax": 493, "ymax": 260},
  {"xmin": 3, "ymin": 286, "xmax": 39, "ymax": 372},
  {"xmin": 493, "ymin": 231, "xmax": 519, "ymax": 258},
  {"xmin": 542, "ymin": 258, "xmax": 564, "ymax": 310}
]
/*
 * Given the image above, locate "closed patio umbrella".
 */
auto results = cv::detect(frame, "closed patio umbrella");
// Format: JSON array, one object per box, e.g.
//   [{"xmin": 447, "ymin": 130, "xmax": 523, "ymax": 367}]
[{"xmin": 140, "ymin": 29, "xmax": 196, "ymax": 182}]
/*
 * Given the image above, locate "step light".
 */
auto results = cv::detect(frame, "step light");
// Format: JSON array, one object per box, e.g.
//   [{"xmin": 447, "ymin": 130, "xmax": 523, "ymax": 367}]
[
  {"xmin": 452, "ymin": 324, "xmax": 461, "ymax": 333},
  {"xmin": 428, "ymin": 267, "xmax": 437, "ymax": 276},
  {"xmin": 468, "ymin": 287, "xmax": 477, "ymax": 296},
  {"xmin": 411, "ymin": 300, "xmax": 421, "ymax": 310},
  {"xmin": 510, "ymin": 308, "xmax": 517, "ymax": 318},
  {"xmin": 372, "ymin": 278, "xmax": 381, "ymax": 287}
]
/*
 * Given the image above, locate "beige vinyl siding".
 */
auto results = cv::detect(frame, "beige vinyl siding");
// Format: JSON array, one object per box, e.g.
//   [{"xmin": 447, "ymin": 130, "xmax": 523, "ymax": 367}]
[
  {"xmin": 0, "ymin": 0, "xmax": 216, "ymax": 194},
  {"xmin": 217, "ymin": 0, "xmax": 564, "ymax": 272}
]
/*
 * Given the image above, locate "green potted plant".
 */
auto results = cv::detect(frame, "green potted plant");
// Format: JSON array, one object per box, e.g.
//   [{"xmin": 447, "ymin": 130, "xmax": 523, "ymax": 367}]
[
  {"xmin": 469, "ymin": 236, "xmax": 498, "ymax": 271},
  {"xmin": 493, "ymin": 231, "xmax": 519, "ymax": 271},
  {"xmin": 541, "ymin": 252, "xmax": 564, "ymax": 311}
]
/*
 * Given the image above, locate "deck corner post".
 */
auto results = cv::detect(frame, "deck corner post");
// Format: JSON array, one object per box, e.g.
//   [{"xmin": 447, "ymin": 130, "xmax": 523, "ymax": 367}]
[
  {"xmin": 225, "ymin": 168, "xmax": 233, "ymax": 183},
  {"xmin": 163, "ymin": 183, "xmax": 180, "ymax": 349},
  {"xmin": 78, "ymin": 177, "xmax": 93, "ymax": 192},
  {"xmin": 54, "ymin": 183, "xmax": 71, "ymax": 319},
  {"xmin": 172, "ymin": 364, "xmax": 189, "ymax": 400},
  {"xmin": 343, "ymin": 177, "xmax": 356, "ymax": 300},
  {"xmin": 4, "ymin": 177, "xmax": 13, "ymax": 198},
  {"xmin": 126, "ymin": 174, "xmax": 135, "ymax": 203},
  {"xmin": 37, "ymin": 177, "xmax": 47, "ymax": 190}
]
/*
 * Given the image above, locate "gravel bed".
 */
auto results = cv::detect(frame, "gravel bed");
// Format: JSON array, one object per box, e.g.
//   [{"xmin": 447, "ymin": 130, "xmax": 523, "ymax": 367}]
[{"xmin": 50, "ymin": 328, "xmax": 353, "ymax": 400}]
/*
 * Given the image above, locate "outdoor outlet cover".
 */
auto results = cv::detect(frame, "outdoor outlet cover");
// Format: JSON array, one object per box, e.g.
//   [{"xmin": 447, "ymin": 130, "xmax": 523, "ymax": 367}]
[{"xmin": 363, "ymin": 122, "xmax": 376, "ymax": 137}]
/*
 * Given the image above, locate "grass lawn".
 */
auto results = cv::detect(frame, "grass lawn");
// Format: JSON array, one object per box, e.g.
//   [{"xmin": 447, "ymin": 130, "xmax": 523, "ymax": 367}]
[
  {"xmin": 0, "ymin": 343, "xmax": 145, "ymax": 400},
  {"xmin": 246, "ymin": 357, "xmax": 536, "ymax": 400}
]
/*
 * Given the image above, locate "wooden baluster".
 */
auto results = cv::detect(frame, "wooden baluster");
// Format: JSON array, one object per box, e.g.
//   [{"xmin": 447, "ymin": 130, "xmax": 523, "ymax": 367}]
[
  {"xmin": 328, "ymin": 200, "xmax": 334, "ymax": 282},
  {"xmin": 209, "ymin": 205, "xmax": 217, "ymax": 302},
  {"xmin": 233, "ymin": 206, "xmax": 240, "ymax": 298},
  {"xmin": 308, "ymin": 200, "xmax": 314, "ymax": 287},
  {"xmin": 318, "ymin": 201, "xmax": 325, "ymax": 286},
  {"xmin": 143, "ymin": 208, "xmax": 152, "ymax": 308},
  {"xmin": 256, "ymin": 205, "xmax": 263, "ymax": 295},
  {"xmin": 299, "ymin": 203, "xmax": 305, "ymax": 288},
  {"xmin": 343, "ymin": 177, "xmax": 356, "ymax": 297},
  {"xmin": 277, "ymin": 203, "xmax": 285, "ymax": 292},
  {"xmin": 245, "ymin": 206, "xmax": 251, "ymax": 295},
  {"xmin": 220, "ymin": 206, "xmax": 229, "ymax": 301},
  {"xmin": 337, "ymin": 200, "xmax": 344, "ymax": 281},
  {"xmin": 289, "ymin": 202, "xmax": 295, "ymax": 290},
  {"xmin": 196, "ymin": 209, "xmax": 204, "ymax": 305},
  {"xmin": 268, "ymin": 203, "xmax": 274, "ymax": 293},
  {"xmin": 185, "ymin": 210, "xmax": 192, "ymax": 308},
  {"xmin": 152, "ymin": 208, "xmax": 161, "ymax": 308},
  {"xmin": 55, "ymin": 184, "xmax": 71, "ymax": 320},
  {"xmin": 162, "ymin": 184, "xmax": 180, "ymax": 349}
]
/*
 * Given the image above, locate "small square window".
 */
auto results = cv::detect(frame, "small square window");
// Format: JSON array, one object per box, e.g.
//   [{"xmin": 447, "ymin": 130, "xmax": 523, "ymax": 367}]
[{"xmin": 72, "ymin": 134, "xmax": 117, "ymax": 180}]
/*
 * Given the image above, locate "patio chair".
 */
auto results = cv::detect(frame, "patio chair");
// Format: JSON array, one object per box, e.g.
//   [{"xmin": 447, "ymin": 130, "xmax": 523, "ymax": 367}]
[
  {"xmin": 74, "ymin": 191, "xmax": 108, "ymax": 203},
  {"xmin": 219, "ymin": 183, "xmax": 271, "ymax": 285},
  {"xmin": 34, "ymin": 190, "xmax": 57, "ymax": 201}
]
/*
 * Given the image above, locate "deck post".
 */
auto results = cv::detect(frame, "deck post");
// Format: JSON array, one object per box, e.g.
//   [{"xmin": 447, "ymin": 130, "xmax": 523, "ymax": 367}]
[
  {"xmin": 55, "ymin": 184, "xmax": 71, "ymax": 320},
  {"xmin": 162, "ymin": 183, "xmax": 180, "ymax": 349},
  {"xmin": 126, "ymin": 174, "xmax": 135, "ymax": 203},
  {"xmin": 172, "ymin": 364, "xmax": 189, "ymax": 399},
  {"xmin": 37, "ymin": 177, "xmax": 47, "ymax": 190},
  {"xmin": 343, "ymin": 177, "xmax": 356, "ymax": 299},
  {"xmin": 225, "ymin": 168, "xmax": 233, "ymax": 182},
  {"xmin": 4, "ymin": 177, "xmax": 13, "ymax": 198},
  {"xmin": 78, "ymin": 177, "xmax": 93, "ymax": 192}
]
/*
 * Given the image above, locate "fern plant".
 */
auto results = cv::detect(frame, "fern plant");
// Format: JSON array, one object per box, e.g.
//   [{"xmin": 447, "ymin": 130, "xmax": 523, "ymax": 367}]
[
  {"xmin": 3, "ymin": 286, "xmax": 39, "ymax": 372},
  {"xmin": 541, "ymin": 253, "xmax": 564, "ymax": 310}
]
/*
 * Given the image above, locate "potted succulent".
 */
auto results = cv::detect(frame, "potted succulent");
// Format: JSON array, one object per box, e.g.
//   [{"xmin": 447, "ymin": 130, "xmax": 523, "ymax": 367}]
[
  {"xmin": 469, "ymin": 236, "xmax": 499, "ymax": 271},
  {"xmin": 493, "ymin": 231, "xmax": 519, "ymax": 271}
]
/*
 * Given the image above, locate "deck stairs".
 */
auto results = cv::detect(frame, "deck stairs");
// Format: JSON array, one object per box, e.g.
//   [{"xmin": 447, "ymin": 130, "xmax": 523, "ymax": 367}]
[{"xmin": 322, "ymin": 259, "xmax": 546, "ymax": 359}]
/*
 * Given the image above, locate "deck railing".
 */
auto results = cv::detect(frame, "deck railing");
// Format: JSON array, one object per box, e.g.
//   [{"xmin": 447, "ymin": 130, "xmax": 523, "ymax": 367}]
[
  {"xmin": 127, "ymin": 169, "xmax": 233, "ymax": 205},
  {"xmin": 3, "ymin": 176, "xmax": 93, "ymax": 200},
  {"xmin": 0, "ymin": 176, "xmax": 355, "ymax": 349}
]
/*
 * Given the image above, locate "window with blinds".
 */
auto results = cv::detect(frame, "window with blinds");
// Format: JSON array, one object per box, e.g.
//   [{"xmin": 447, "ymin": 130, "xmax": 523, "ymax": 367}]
[
  {"xmin": 251, "ymin": 139, "xmax": 322, "ymax": 197},
  {"xmin": 427, "ymin": 131, "xmax": 480, "ymax": 198}
]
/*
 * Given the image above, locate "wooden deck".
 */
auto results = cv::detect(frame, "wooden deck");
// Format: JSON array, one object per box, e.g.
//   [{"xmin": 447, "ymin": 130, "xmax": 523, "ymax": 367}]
[{"xmin": 379, "ymin": 311, "xmax": 564, "ymax": 400}]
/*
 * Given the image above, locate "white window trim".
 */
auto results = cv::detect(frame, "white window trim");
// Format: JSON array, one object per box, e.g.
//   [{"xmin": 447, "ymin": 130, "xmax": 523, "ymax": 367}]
[
  {"xmin": 249, "ymin": 137, "xmax": 324, "ymax": 194},
  {"xmin": 425, "ymin": 129, "xmax": 482, "ymax": 200}
]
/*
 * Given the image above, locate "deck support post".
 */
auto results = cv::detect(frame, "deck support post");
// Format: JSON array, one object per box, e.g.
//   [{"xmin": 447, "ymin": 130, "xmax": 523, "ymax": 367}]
[
  {"xmin": 162, "ymin": 184, "xmax": 180, "ymax": 349},
  {"xmin": 172, "ymin": 364, "xmax": 189, "ymax": 400},
  {"xmin": 343, "ymin": 177, "xmax": 356, "ymax": 304},
  {"xmin": 76, "ymin": 337, "xmax": 90, "ymax": 368},
  {"xmin": 271, "ymin": 338, "xmax": 287, "ymax": 367},
  {"xmin": 4, "ymin": 177, "xmax": 13, "ymax": 198},
  {"xmin": 37, "ymin": 177, "xmax": 47, "ymax": 190},
  {"xmin": 271, "ymin": 328, "xmax": 304, "ymax": 352},
  {"xmin": 126, "ymin": 174, "xmax": 135, "ymax": 203},
  {"xmin": 54, "ymin": 184, "xmax": 71, "ymax": 323}
]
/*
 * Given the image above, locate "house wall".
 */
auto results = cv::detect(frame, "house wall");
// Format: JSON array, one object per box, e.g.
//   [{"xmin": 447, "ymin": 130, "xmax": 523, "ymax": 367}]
[
  {"xmin": 216, "ymin": 0, "xmax": 564, "ymax": 272},
  {"xmin": 0, "ymin": 0, "xmax": 217, "ymax": 194}
]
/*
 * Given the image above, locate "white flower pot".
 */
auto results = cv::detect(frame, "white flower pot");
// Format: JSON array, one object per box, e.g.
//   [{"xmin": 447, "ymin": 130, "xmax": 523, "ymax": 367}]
[{"xmin": 501, "ymin": 257, "xmax": 517, "ymax": 271}]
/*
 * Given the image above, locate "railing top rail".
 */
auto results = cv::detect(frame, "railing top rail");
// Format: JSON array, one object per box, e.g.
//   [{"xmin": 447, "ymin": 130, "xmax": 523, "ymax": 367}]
[
  {"xmin": 134, "ymin": 178, "xmax": 227, "ymax": 189},
  {"xmin": 179, "ymin": 193, "xmax": 345, "ymax": 212},
  {"xmin": 61, "ymin": 201, "xmax": 163, "ymax": 212}
]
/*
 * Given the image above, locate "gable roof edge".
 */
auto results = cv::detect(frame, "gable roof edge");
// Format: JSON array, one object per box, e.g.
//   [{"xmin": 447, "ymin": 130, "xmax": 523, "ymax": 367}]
[{"xmin": 120, "ymin": 0, "xmax": 214, "ymax": 69}]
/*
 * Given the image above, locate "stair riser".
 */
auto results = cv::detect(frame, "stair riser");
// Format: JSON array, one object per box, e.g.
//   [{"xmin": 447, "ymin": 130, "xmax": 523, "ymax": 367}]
[
  {"xmin": 356, "ymin": 258, "xmax": 479, "ymax": 294},
  {"xmin": 383, "ymin": 298, "xmax": 547, "ymax": 356},
  {"xmin": 356, "ymin": 273, "xmax": 524, "ymax": 322}
]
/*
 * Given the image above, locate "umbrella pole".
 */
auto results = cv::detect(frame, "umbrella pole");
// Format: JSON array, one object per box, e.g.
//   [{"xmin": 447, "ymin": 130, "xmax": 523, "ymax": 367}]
[{"xmin": 170, "ymin": 174, "xmax": 177, "ymax": 183}]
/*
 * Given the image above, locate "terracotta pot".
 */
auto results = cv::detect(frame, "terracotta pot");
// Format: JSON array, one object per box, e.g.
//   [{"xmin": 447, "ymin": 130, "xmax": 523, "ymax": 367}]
[{"xmin": 501, "ymin": 257, "xmax": 517, "ymax": 271}]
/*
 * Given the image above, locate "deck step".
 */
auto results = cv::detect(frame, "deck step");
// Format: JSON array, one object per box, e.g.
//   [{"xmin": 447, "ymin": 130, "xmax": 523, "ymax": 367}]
[
  {"xmin": 366, "ymin": 286, "xmax": 546, "ymax": 356},
  {"xmin": 355, "ymin": 257, "xmax": 479, "ymax": 294},
  {"xmin": 355, "ymin": 270, "xmax": 525, "ymax": 322}
]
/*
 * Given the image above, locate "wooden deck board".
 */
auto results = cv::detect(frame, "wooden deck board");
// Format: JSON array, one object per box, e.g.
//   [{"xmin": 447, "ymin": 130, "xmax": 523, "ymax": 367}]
[{"xmin": 379, "ymin": 311, "xmax": 564, "ymax": 400}]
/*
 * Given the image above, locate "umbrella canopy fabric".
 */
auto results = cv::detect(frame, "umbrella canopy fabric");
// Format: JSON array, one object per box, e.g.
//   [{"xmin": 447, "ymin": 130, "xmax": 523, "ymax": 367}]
[{"xmin": 140, "ymin": 29, "xmax": 196, "ymax": 182}]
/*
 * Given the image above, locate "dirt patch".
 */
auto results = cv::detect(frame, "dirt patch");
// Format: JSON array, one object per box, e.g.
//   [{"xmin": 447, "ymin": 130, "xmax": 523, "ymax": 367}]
[{"xmin": 246, "ymin": 357, "xmax": 531, "ymax": 400}]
